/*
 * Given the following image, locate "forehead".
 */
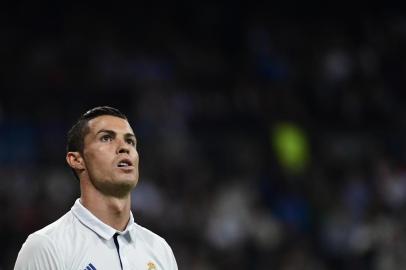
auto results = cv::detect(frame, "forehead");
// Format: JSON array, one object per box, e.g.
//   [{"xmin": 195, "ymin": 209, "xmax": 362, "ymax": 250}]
[{"xmin": 86, "ymin": 115, "xmax": 134, "ymax": 135}]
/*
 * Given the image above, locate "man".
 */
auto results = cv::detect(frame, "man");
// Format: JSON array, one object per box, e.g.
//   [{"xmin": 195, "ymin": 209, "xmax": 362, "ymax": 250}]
[{"xmin": 14, "ymin": 106, "xmax": 178, "ymax": 270}]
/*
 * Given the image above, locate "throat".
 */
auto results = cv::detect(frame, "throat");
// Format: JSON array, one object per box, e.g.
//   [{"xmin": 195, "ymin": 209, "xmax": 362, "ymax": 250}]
[
  {"xmin": 105, "ymin": 199, "xmax": 131, "ymax": 231},
  {"xmin": 80, "ymin": 193, "xmax": 132, "ymax": 231}
]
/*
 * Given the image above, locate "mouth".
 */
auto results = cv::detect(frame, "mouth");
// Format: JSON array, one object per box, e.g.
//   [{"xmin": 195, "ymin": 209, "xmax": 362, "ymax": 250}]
[{"xmin": 117, "ymin": 158, "xmax": 134, "ymax": 169}]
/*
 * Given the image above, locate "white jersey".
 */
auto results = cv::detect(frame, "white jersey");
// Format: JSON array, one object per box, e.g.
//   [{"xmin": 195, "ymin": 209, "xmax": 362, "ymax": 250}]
[{"xmin": 14, "ymin": 199, "xmax": 178, "ymax": 270}]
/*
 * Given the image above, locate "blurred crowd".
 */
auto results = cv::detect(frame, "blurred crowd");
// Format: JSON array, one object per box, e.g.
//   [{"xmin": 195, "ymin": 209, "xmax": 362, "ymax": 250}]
[{"xmin": 2, "ymin": 3, "xmax": 406, "ymax": 269}]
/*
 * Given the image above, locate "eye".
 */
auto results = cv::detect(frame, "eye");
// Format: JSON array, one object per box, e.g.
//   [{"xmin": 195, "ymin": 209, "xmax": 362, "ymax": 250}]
[
  {"xmin": 127, "ymin": 138, "xmax": 136, "ymax": 146},
  {"xmin": 101, "ymin": 134, "xmax": 113, "ymax": 142}
]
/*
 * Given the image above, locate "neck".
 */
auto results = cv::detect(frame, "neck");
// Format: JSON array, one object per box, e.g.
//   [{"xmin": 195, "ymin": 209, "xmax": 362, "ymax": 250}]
[{"xmin": 80, "ymin": 189, "xmax": 132, "ymax": 232}]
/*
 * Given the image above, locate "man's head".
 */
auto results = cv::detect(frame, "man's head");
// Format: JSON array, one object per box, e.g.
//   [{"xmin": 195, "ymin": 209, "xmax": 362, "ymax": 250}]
[
  {"xmin": 67, "ymin": 106, "xmax": 127, "ymax": 155},
  {"xmin": 66, "ymin": 106, "xmax": 139, "ymax": 197}
]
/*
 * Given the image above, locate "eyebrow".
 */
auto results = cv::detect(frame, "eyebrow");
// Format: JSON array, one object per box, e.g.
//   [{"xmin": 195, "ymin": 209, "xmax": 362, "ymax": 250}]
[{"xmin": 96, "ymin": 129, "xmax": 136, "ymax": 139}]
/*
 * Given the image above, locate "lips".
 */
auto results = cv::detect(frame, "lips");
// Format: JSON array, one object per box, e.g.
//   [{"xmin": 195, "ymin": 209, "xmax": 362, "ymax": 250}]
[{"xmin": 117, "ymin": 158, "xmax": 133, "ymax": 168}]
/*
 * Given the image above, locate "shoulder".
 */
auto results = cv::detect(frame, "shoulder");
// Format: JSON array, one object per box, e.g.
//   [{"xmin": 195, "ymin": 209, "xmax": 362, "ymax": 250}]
[
  {"xmin": 134, "ymin": 223, "xmax": 178, "ymax": 269},
  {"xmin": 14, "ymin": 211, "xmax": 76, "ymax": 269},
  {"xmin": 14, "ymin": 232, "xmax": 62, "ymax": 269},
  {"xmin": 134, "ymin": 222, "xmax": 171, "ymax": 249},
  {"xmin": 33, "ymin": 211, "xmax": 77, "ymax": 243}
]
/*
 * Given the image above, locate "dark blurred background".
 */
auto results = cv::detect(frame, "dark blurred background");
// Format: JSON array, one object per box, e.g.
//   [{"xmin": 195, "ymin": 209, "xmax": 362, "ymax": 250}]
[{"xmin": 2, "ymin": 3, "xmax": 406, "ymax": 270}]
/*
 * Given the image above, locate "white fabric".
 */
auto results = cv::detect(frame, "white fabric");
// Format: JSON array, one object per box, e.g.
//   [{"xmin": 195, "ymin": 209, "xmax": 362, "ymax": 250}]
[{"xmin": 14, "ymin": 199, "xmax": 178, "ymax": 270}]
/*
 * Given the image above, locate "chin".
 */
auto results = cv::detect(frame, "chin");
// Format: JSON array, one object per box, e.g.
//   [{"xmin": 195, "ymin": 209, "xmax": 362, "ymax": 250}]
[{"xmin": 95, "ymin": 179, "xmax": 138, "ymax": 198}]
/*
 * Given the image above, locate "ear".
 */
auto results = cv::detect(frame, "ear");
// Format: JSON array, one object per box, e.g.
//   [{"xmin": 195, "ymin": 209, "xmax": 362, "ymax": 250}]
[{"xmin": 66, "ymin": 152, "xmax": 85, "ymax": 171}]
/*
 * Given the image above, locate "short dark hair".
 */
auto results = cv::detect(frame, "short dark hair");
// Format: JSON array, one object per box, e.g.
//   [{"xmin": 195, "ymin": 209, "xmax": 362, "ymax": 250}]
[{"xmin": 67, "ymin": 106, "xmax": 127, "ymax": 179}]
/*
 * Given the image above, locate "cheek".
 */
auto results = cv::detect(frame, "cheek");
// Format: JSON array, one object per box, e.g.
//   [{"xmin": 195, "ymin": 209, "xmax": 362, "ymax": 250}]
[
  {"xmin": 134, "ymin": 151, "xmax": 140, "ymax": 165},
  {"xmin": 85, "ymin": 146, "xmax": 114, "ymax": 170}
]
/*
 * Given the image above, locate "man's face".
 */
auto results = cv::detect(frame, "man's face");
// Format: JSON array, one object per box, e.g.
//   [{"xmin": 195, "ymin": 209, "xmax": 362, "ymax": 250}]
[{"xmin": 81, "ymin": 115, "xmax": 139, "ymax": 197}]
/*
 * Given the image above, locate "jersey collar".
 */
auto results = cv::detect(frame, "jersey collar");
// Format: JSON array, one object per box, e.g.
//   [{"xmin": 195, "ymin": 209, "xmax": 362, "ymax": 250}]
[{"xmin": 71, "ymin": 198, "xmax": 136, "ymax": 242}]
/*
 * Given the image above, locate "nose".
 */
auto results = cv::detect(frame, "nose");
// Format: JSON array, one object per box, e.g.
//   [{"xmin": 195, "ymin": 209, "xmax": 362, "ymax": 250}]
[{"xmin": 116, "ymin": 139, "xmax": 130, "ymax": 154}]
